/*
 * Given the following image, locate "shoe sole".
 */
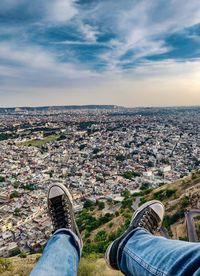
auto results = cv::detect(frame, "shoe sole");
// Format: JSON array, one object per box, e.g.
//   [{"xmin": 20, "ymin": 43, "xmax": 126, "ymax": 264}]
[
  {"xmin": 48, "ymin": 183, "xmax": 83, "ymax": 248},
  {"xmin": 105, "ymin": 243, "xmax": 116, "ymax": 270},
  {"xmin": 105, "ymin": 200, "xmax": 164, "ymax": 269}
]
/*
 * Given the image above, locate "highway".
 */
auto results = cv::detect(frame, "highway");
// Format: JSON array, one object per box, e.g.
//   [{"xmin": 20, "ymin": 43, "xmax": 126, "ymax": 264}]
[
  {"xmin": 132, "ymin": 197, "xmax": 140, "ymax": 211},
  {"xmin": 185, "ymin": 209, "xmax": 200, "ymax": 242}
]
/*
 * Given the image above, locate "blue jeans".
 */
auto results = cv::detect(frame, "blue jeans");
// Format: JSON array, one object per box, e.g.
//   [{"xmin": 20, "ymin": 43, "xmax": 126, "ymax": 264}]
[
  {"xmin": 31, "ymin": 228, "xmax": 200, "ymax": 276},
  {"xmin": 119, "ymin": 228, "xmax": 200, "ymax": 276},
  {"xmin": 30, "ymin": 229, "xmax": 81, "ymax": 276}
]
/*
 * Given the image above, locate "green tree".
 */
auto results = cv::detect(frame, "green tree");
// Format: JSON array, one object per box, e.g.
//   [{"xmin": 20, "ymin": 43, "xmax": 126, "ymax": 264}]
[
  {"xmin": 97, "ymin": 201, "xmax": 105, "ymax": 210},
  {"xmin": 115, "ymin": 211, "xmax": 119, "ymax": 216},
  {"xmin": 140, "ymin": 183, "xmax": 150, "ymax": 190},
  {"xmin": 116, "ymin": 155, "xmax": 126, "ymax": 161},
  {"xmin": 94, "ymin": 230, "xmax": 107, "ymax": 242},
  {"xmin": 181, "ymin": 196, "xmax": 190, "ymax": 209},
  {"xmin": 13, "ymin": 182, "xmax": 19, "ymax": 189},
  {"xmin": 19, "ymin": 251, "xmax": 27, "ymax": 258},
  {"xmin": 14, "ymin": 208, "xmax": 21, "ymax": 216},
  {"xmin": 163, "ymin": 210, "xmax": 185, "ymax": 229},
  {"xmin": 157, "ymin": 170, "xmax": 164, "ymax": 177},
  {"xmin": 23, "ymin": 183, "xmax": 37, "ymax": 191},
  {"xmin": 10, "ymin": 247, "xmax": 21, "ymax": 256},
  {"xmin": 0, "ymin": 176, "xmax": 5, "ymax": 182},
  {"xmin": 121, "ymin": 198, "xmax": 133, "ymax": 209},
  {"xmin": 153, "ymin": 189, "xmax": 176, "ymax": 201},
  {"xmin": 93, "ymin": 148, "xmax": 100, "ymax": 154},
  {"xmin": 108, "ymin": 222, "xmax": 113, "ymax": 228},
  {"xmin": 121, "ymin": 189, "xmax": 131, "ymax": 198},
  {"xmin": 122, "ymin": 171, "xmax": 141, "ymax": 180},
  {"xmin": 83, "ymin": 200, "xmax": 94, "ymax": 209},
  {"xmin": 79, "ymin": 144, "xmax": 86, "ymax": 150},
  {"xmin": 10, "ymin": 190, "xmax": 19, "ymax": 199}
]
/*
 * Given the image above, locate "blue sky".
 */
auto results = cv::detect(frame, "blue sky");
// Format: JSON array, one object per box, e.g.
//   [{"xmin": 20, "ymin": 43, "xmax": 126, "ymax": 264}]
[{"xmin": 0, "ymin": 0, "xmax": 200, "ymax": 107}]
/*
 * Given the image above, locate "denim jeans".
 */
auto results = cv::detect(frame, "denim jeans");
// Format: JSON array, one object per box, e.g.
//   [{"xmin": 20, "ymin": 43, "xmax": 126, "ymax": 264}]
[
  {"xmin": 119, "ymin": 228, "xmax": 200, "ymax": 276},
  {"xmin": 30, "ymin": 229, "xmax": 80, "ymax": 276},
  {"xmin": 31, "ymin": 228, "xmax": 200, "ymax": 276}
]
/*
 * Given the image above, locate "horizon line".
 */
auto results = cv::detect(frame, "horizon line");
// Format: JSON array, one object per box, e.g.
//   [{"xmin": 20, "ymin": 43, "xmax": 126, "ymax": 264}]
[{"xmin": 0, "ymin": 104, "xmax": 200, "ymax": 110}]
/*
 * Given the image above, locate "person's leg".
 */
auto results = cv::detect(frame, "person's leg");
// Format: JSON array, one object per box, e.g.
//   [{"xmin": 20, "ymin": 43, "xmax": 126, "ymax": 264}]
[
  {"xmin": 31, "ymin": 183, "xmax": 83, "ymax": 276},
  {"xmin": 120, "ymin": 228, "xmax": 200, "ymax": 276},
  {"xmin": 30, "ymin": 229, "xmax": 81, "ymax": 276},
  {"xmin": 105, "ymin": 200, "xmax": 165, "ymax": 271},
  {"xmin": 105, "ymin": 200, "xmax": 200, "ymax": 275}
]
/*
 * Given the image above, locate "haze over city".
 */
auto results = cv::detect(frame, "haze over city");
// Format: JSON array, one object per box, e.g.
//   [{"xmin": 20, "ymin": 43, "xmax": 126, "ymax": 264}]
[{"xmin": 0, "ymin": 0, "xmax": 200, "ymax": 107}]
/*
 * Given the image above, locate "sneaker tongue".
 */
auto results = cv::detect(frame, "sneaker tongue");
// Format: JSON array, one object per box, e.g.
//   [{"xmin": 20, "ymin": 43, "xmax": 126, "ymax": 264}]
[
  {"xmin": 51, "ymin": 195, "xmax": 63, "ymax": 204},
  {"xmin": 51, "ymin": 195, "xmax": 67, "ymax": 229}
]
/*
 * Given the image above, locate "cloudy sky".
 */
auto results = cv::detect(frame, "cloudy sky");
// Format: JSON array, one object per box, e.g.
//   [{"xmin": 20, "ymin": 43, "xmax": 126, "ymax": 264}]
[{"xmin": 0, "ymin": 0, "xmax": 200, "ymax": 107}]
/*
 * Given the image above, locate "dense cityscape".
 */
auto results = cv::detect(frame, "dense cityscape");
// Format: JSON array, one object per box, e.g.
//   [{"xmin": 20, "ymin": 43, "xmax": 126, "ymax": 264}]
[{"xmin": 0, "ymin": 105, "xmax": 200, "ymax": 257}]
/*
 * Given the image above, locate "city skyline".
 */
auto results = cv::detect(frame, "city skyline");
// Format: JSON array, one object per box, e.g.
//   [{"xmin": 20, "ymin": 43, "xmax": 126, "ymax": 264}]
[{"xmin": 0, "ymin": 0, "xmax": 200, "ymax": 107}]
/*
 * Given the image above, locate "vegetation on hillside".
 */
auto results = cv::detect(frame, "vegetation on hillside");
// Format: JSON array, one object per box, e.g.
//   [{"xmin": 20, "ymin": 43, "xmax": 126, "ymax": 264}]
[
  {"xmin": 140, "ymin": 171, "xmax": 200, "ymax": 238},
  {"xmin": 76, "ymin": 194, "xmax": 134, "ymax": 257},
  {"xmin": 0, "ymin": 258, "xmax": 12, "ymax": 274}
]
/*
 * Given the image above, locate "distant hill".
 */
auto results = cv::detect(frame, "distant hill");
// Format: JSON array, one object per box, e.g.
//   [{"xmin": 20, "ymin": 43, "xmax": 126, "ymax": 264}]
[
  {"xmin": 1, "ymin": 105, "xmax": 200, "ymax": 116},
  {"xmin": 0, "ymin": 105, "xmax": 121, "ymax": 113}
]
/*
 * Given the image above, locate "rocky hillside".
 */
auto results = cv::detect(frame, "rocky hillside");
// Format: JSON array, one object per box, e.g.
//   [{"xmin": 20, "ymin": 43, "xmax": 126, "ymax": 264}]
[{"xmin": 143, "ymin": 171, "xmax": 200, "ymax": 240}]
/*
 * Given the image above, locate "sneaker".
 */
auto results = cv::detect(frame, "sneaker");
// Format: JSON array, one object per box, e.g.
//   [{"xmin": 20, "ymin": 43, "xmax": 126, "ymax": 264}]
[
  {"xmin": 48, "ymin": 183, "xmax": 83, "ymax": 249},
  {"xmin": 105, "ymin": 200, "xmax": 165, "ymax": 270}
]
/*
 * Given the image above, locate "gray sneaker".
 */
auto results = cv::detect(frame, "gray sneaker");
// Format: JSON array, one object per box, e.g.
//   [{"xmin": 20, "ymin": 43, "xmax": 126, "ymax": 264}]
[
  {"xmin": 48, "ymin": 183, "xmax": 83, "ymax": 249},
  {"xmin": 105, "ymin": 200, "xmax": 165, "ymax": 270}
]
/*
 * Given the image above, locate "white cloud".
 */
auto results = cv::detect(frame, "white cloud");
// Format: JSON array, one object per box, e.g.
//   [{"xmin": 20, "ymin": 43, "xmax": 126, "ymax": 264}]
[
  {"xmin": 84, "ymin": 0, "xmax": 200, "ymax": 70},
  {"xmin": 130, "ymin": 59, "xmax": 200, "ymax": 79},
  {"xmin": 78, "ymin": 23, "xmax": 99, "ymax": 42},
  {"xmin": 46, "ymin": 0, "xmax": 77, "ymax": 23},
  {"xmin": 0, "ymin": 42, "xmax": 101, "ymax": 90}
]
